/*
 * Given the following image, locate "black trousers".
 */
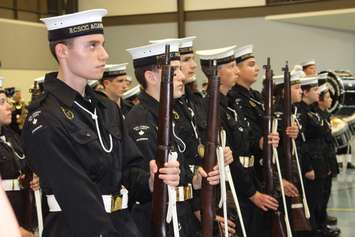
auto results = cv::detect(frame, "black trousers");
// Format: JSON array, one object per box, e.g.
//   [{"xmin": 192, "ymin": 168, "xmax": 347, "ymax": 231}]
[
  {"xmin": 305, "ymin": 177, "xmax": 326, "ymax": 231},
  {"xmin": 238, "ymin": 196, "xmax": 271, "ymax": 237},
  {"xmin": 320, "ymin": 175, "xmax": 332, "ymax": 226}
]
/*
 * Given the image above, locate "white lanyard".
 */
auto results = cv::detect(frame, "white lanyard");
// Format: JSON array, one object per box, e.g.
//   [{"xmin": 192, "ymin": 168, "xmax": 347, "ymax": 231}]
[
  {"xmin": 0, "ymin": 136, "xmax": 25, "ymax": 160},
  {"xmin": 74, "ymin": 101, "xmax": 113, "ymax": 153},
  {"xmin": 186, "ymin": 107, "xmax": 199, "ymax": 140}
]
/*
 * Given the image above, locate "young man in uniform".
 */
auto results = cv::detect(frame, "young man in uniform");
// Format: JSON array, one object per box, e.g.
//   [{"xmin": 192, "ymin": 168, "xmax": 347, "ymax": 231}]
[
  {"xmin": 125, "ymin": 41, "xmax": 222, "ymax": 237},
  {"xmin": 99, "ymin": 63, "xmax": 134, "ymax": 116},
  {"xmin": 301, "ymin": 60, "xmax": 317, "ymax": 77},
  {"xmin": 228, "ymin": 45, "xmax": 300, "ymax": 236},
  {"xmin": 22, "ymin": 9, "xmax": 180, "ymax": 237},
  {"xmin": 297, "ymin": 76, "xmax": 339, "ymax": 236}
]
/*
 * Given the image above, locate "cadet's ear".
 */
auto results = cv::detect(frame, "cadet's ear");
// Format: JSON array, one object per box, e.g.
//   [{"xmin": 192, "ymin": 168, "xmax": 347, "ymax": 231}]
[
  {"xmin": 144, "ymin": 70, "xmax": 159, "ymax": 86},
  {"xmin": 55, "ymin": 43, "xmax": 69, "ymax": 61}
]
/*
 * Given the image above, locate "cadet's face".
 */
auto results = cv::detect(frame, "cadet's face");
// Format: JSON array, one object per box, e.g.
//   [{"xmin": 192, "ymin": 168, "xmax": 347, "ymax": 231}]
[
  {"xmin": 13, "ymin": 91, "xmax": 21, "ymax": 102},
  {"xmin": 291, "ymin": 84, "xmax": 302, "ymax": 103},
  {"xmin": 218, "ymin": 61, "xmax": 239, "ymax": 90},
  {"xmin": 305, "ymin": 86, "xmax": 320, "ymax": 103},
  {"xmin": 320, "ymin": 91, "xmax": 332, "ymax": 109},
  {"xmin": 303, "ymin": 65, "xmax": 317, "ymax": 76},
  {"xmin": 105, "ymin": 75, "xmax": 128, "ymax": 98},
  {"xmin": 66, "ymin": 34, "xmax": 109, "ymax": 80},
  {"xmin": 237, "ymin": 58, "xmax": 260, "ymax": 85},
  {"xmin": 171, "ymin": 60, "xmax": 185, "ymax": 99},
  {"xmin": 180, "ymin": 53, "xmax": 197, "ymax": 83},
  {"xmin": 0, "ymin": 93, "xmax": 12, "ymax": 126}
]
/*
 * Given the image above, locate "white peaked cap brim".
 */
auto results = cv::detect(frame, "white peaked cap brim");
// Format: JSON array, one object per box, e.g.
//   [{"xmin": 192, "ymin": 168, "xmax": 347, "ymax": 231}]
[
  {"xmin": 34, "ymin": 76, "xmax": 45, "ymax": 83},
  {"xmin": 319, "ymin": 82, "xmax": 330, "ymax": 93},
  {"xmin": 196, "ymin": 45, "xmax": 236, "ymax": 60},
  {"xmin": 235, "ymin": 44, "xmax": 253, "ymax": 58},
  {"xmin": 41, "ymin": 9, "xmax": 107, "ymax": 31},
  {"xmin": 127, "ymin": 41, "xmax": 180, "ymax": 60},
  {"xmin": 150, "ymin": 36, "xmax": 196, "ymax": 49},
  {"xmin": 301, "ymin": 59, "xmax": 316, "ymax": 67},
  {"xmin": 179, "ymin": 36, "xmax": 196, "ymax": 48},
  {"xmin": 105, "ymin": 63, "xmax": 128, "ymax": 73},
  {"xmin": 300, "ymin": 76, "xmax": 318, "ymax": 86},
  {"xmin": 123, "ymin": 85, "xmax": 141, "ymax": 99}
]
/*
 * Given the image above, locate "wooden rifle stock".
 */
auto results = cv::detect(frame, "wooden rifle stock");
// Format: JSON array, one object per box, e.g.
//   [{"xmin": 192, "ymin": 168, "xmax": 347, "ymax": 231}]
[
  {"xmin": 201, "ymin": 60, "xmax": 220, "ymax": 237},
  {"xmin": 263, "ymin": 58, "xmax": 287, "ymax": 237},
  {"xmin": 152, "ymin": 45, "xmax": 173, "ymax": 237},
  {"xmin": 282, "ymin": 63, "xmax": 292, "ymax": 181},
  {"xmin": 283, "ymin": 63, "xmax": 311, "ymax": 231}
]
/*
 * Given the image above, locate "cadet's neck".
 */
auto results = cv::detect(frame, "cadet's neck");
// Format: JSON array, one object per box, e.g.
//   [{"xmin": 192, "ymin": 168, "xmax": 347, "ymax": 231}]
[
  {"xmin": 104, "ymin": 89, "xmax": 121, "ymax": 107},
  {"xmin": 219, "ymin": 85, "xmax": 231, "ymax": 95},
  {"xmin": 318, "ymin": 104, "xmax": 327, "ymax": 111},
  {"xmin": 57, "ymin": 69, "xmax": 87, "ymax": 97},
  {"xmin": 146, "ymin": 86, "xmax": 160, "ymax": 102},
  {"xmin": 236, "ymin": 79, "xmax": 251, "ymax": 90},
  {"xmin": 302, "ymin": 97, "xmax": 313, "ymax": 105}
]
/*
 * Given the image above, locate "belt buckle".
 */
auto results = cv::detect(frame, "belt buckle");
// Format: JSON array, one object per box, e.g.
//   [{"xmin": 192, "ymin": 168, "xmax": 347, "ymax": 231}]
[
  {"xmin": 111, "ymin": 194, "xmax": 122, "ymax": 212},
  {"xmin": 184, "ymin": 184, "xmax": 193, "ymax": 200},
  {"xmin": 250, "ymin": 156, "xmax": 254, "ymax": 167}
]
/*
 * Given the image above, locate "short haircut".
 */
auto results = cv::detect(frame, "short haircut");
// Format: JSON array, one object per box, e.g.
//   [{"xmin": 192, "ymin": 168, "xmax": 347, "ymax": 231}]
[
  {"xmin": 49, "ymin": 38, "xmax": 74, "ymax": 62},
  {"xmin": 134, "ymin": 64, "xmax": 160, "ymax": 89}
]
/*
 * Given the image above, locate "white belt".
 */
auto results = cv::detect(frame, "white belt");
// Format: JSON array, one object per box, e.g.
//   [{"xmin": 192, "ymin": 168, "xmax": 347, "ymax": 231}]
[
  {"xmin": 291, "ymin": 203, "xmax": 304, "ymax": 209},
  {"xmin": 47, "ymin": 187, "xmax": 128, "ymax": 213},
  {"xmin": 1, "ymin": 179, "xmax": 22, "ymax": 191},
  {"xmin": 239, "ymin": 156, "xmax": 254, "ymax": 168}
]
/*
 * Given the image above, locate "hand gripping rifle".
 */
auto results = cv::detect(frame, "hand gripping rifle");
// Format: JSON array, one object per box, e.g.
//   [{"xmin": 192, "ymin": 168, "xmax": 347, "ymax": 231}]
[
  {"xmin": 282, "ymin": 63, "xmax": 311, "ymax": 231},
  {"xmin": 263, "ymin": 58, "xmax": 291, "ymax": 237},
  {"xmin": 201, "ymin": 60, "xmax": 220, "ymax": 237},
  {"xmin": 152, "ymin": 45, "xmax": 176, "ymax": 237}
]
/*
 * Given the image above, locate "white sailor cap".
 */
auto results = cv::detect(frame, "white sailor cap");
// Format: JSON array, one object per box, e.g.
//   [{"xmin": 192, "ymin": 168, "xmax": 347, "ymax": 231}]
[
  {"xmin": 319, "ymin": 82, "xmax": 331, "ymax": 94},
  {"xmin": 34, "ymin": 76, "xmax": 45, "ymax": 83},
  {"xmin": 122, "ymin": 85, "xmax": 141, "ymax": 100},
  {"xmin": 88, "ymin": 80, "xmax": 99, "ymax": 88},
  {"xmin": 196, "ymin": 45, "xmax": 236, "ymax": 67},
  {"xmin": 235, "ymin": 44, "xmax": 254, "ymax": 64},
  {"xmin": 178, "ymin": 36, "xmax": 196, "ymax": 54},
  {"xmin": 300, "ymin": 59, "xmax": 316, "ymax": 68},
  {"xmin": 41, "ymin": 9, "xmax": 107, "ymax": 42},
  {"xmin": 300, "ymin": 76, "xmax": 319, "ymax": 87},
  {"xmin": 127, "ymin": 41, "xmax": 180, "ymax": 68},
  {"xmin": 150, "ymin": 36, "xmax": 196, "ymax": 55},
  {"xmin": 273, "ymin": 74, "xmax": 303, "ymax": 87},
  {"xmin": 103, "ymin": 63, "xmax": 128, "ymax": 78}
]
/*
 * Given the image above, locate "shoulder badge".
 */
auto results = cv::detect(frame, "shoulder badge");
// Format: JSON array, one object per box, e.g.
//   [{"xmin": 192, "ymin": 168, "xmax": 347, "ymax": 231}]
[{"xmin": 61, "ymin": 107, "xmax": 75, "ymax": 120}]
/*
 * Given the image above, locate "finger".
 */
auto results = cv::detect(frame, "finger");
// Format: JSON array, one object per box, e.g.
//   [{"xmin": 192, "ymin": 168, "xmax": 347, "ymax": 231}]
[
  {"xmin": 227, "ymin": 219, "xmax": 236, "ymax": 228},
  {"xmin": 208, "ymin": 169, "xmax": 219, "ymax": 177},
  {"xmin": 159, "ymin": 167, "xmax": 180, "ymax": 175},
  {"xmin": 198, "ymin": 167, "xmax": 208, "ymax": 177},
  {"xmin": 164, "ymin": 160, "xmax": 180, "ymax": 168},
  {"xmin": 158, "ymin": 174, "xmax": 179, "ymax": 183},
  {"xmin": 150, "ymin": 160, "xmax": 158, "ymax": 174}
]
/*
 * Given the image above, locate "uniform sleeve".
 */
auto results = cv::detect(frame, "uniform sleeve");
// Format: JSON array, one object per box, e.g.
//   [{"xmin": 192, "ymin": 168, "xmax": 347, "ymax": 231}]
[
  {"xmin": 121, "ymin": 123, "xmax": 151, "ymax": 204},
  {"xmin": 22, "ymin": 114, "xmax": 119, "ymax": 237}
]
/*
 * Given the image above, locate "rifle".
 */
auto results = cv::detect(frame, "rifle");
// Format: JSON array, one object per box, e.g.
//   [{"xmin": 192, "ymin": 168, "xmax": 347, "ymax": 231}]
[
  {"xmin": 263, "ymin": 58, "xmax": 287, "ymax": 237},
  {"xmin": 201, "ymin": 60, "xmax": 220, "ymax": 237},
  {"xmin": 282, "ymin": 63, "xmax": 311, "ymax": 231},
  {"xmin": 151, "ymin": 45, "xmax": 174, "ymax": 237}
]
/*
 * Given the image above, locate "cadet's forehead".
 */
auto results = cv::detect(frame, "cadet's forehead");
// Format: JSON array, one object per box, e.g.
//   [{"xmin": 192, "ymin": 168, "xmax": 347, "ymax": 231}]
[{"xmin": 171, "ymin": 60, "xmax": 181, "ymax": 66}]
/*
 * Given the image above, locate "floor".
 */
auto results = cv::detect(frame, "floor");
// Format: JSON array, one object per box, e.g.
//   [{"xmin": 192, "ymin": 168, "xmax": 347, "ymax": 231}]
[{"xmin": 327, "ymin": 167, "xmax": 355, "ymax": 237}]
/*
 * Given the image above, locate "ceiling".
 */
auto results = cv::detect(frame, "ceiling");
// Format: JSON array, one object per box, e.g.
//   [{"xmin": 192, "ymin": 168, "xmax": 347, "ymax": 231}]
[{"xmin": 265, "ymin": 8, "xmax": 355, "ymax": 33}]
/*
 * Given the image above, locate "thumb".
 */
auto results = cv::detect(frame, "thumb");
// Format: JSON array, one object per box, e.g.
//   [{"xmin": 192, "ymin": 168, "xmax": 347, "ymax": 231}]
[{"xmin": 150, "ymin": 160, "xmax": 158, "ymax": 174}]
